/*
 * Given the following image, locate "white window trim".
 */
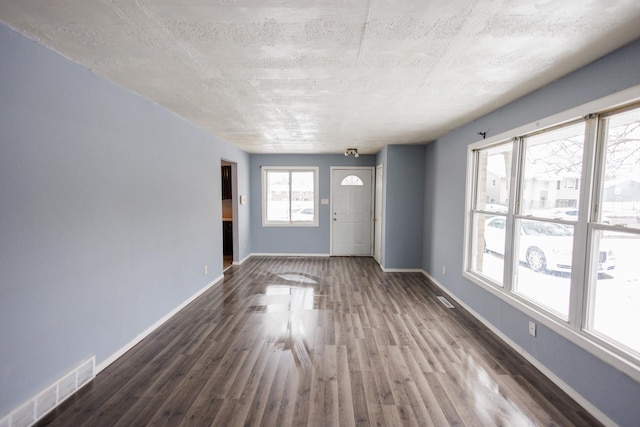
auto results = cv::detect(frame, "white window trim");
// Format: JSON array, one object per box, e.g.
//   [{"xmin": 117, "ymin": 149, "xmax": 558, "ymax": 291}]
[
  {"xmin": 463, "ymin": 84, "xmax": 640, "ymax": 383},
  {"xmin": 261, "ymin": 166, "xmax": 319, "ymax": 227}
]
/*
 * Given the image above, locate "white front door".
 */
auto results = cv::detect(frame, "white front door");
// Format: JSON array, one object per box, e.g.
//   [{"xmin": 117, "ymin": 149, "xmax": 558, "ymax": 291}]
[
  {"xmin": 374, "ymin": 164, "xmax": 383, "ymax": 264},
  {"xmin": 331, "ymin": 168, "xmax": 373, "ymax": 256}
]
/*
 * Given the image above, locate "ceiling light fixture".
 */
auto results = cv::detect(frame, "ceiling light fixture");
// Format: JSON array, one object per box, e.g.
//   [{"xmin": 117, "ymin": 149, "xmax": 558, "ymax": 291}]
[{"xmin": 344, "ymin": 148, "xmax": 359, "ymax": 157}]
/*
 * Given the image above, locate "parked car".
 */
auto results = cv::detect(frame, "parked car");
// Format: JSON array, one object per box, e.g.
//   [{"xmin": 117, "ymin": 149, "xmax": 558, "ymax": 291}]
[{"xmin": 484, "ymin": 217, "xmax": 616, "ymax": 273}]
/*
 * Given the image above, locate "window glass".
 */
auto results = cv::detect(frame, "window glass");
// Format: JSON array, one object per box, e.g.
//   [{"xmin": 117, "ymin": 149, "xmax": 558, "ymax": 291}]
[
  {"xmin": 341, "ymin": 175, "xmax": 364, "ymax": 186},
  {"xmin": 471, "ymin": 213, "xmax": 505, "ymax": 285},
  {"xmin": 599, "ymin": 107, "xmax": 640, "ymax": 227},
  {"xmin": 587, "ymin": 230, "xmax": 640, "ymax": 355},
  {"xmin": 476, "ymin": 143, "xmax": 512, "ymax": 213},
  {"xmin": 513, "ymin": 219, "xmax": 572, "ymax": 318},
  {"xmin": 291, "ymin": 171, "xmax": 315, "ymax": 222},
  {"xmin": 266, "ymin": 171, "xmax": 290, "ymax": 222},
  {"xmin": 521, "ymin": 123, "xmax": 585, "ymax": 220}
]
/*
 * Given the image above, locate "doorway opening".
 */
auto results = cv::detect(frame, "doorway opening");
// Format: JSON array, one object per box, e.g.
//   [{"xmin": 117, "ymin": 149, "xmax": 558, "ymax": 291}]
[{"xmin": 221, "ymin": 160, "xmax": 235, "ymax": 271}]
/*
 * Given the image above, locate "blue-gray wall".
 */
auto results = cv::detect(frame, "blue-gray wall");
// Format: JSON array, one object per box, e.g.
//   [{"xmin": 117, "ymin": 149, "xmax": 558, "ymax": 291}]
[
  {"xmin": 383, "ymin": 145, "xmax": 425, "ymax": 270},
  {"xmin": 422, "ymin": 38, "xmax": 640, "ymax": 426},
  {"xmin": 249, "ymin": 154, "xmax": 376, "ymax": 254},
  {"xmin": 0, "ymin": 23, "xmax": 249, "ymax": 415},
  {"xmin": 248, "ymin": 147, "xmax": 426, "ymax": 270}
]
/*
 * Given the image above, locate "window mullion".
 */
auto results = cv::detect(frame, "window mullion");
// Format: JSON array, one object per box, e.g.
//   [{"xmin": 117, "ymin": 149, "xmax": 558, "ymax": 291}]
[
  {"xmin": 569, "ymin": 114, "xmax": 599, "ymax": 331},
  {"xmin": 503, "ymin": 137, "xmax": 522, "ymax": 292},
  {"xmin": 288, "ymin": 171, "xmax": 293, "ymax": 224},
  {"xmin": 583, "ymin": 116, "xmax": 610, "ymax": 331}
]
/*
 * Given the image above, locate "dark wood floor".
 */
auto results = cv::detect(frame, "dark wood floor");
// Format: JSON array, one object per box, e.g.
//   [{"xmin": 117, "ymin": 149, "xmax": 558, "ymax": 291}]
[{"xmin": 39, "ymin": 257, "xmax": 601, "ymax": 426}]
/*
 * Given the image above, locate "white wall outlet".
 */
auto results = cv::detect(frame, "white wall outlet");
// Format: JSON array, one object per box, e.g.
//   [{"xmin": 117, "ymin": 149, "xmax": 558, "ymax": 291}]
[
  {"xmin": 442, "ymin": 265, "xmax": 446, "ymax": 275},
  {"xmin": 204, "ymin": 265, "xmax": 208, "ymax": 275},
  {"xmin": 529, "ymin": 321, "xmax": 537, "ymax": 337}
]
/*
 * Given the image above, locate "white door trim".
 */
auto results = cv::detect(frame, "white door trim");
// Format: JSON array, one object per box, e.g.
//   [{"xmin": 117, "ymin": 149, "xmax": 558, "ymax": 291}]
[
  {"xmin": 330, "ymin": 166, "xmax": 375, "ymax": 256},
  {"xmin": 374, "ymin": 164, "xmax": 384, "ymax": 264}
]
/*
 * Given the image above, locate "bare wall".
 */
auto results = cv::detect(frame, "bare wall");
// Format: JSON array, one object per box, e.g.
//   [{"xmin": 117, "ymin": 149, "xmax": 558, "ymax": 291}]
[{"xmin": 0, "ymin": 23, "xmax": 249, "ymax": 415}]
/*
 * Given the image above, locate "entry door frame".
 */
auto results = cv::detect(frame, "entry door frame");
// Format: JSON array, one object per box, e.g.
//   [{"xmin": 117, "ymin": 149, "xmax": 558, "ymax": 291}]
[
  {"xmin": 330, "ymin": 166, "xmax": 375, "ymax": 256},
  {"xmin": 374, "ymin": 163, "xmax": 384, "ymax": 264}
]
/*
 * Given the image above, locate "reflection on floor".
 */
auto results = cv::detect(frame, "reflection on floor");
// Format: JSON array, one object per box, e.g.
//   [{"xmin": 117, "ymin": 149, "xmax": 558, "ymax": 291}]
[
  {"xmin": 38, "ymin": 257, "xmax": 603, "ymax": 426},
  {"xmin": 223, "ymin": 255, "xmax": 233, "ymax": 271}
]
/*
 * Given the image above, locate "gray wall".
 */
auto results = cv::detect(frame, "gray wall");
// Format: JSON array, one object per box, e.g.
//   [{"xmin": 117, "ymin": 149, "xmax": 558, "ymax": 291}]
[
  {"xmin": 383, "ymin": 145, "xmax": 425, "ymax": 270},
  {"xmin": 249, "ymin": 154, "xmax": 376, "ymax": 254},
  {"xmin": 0, "ymin": 23, "xmax": 249, "ymax": 415},
  {"xmin": 422, "ymin": 38, "xmax": 640, "ymax": 426}
]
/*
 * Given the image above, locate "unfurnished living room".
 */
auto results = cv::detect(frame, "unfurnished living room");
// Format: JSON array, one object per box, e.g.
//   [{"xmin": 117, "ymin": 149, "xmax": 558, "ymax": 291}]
[{"xmin": 1, "ymin": 1, "xmax": 640, "ymax": 426}]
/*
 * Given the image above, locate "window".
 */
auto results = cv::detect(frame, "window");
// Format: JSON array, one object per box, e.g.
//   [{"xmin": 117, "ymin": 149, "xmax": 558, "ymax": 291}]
[
  {"xmin": 470, "ymin": 141, "xmax": 512, "ymax": 286},
  {"xmin": 586, "ymin": 107, "xmax": 640, "ymax": 357},
  {"xmin": 465, "ymin": 101, "xmax": 640, "ymax": 373},
  {"xmin": 514, "ymin": 122, "xmax": 586, "ymax": 318},
  {"xmin": 340, "ymin": 175, "xmax": 364, "ymax": 186},
  {"xmin": 262, "ymin": 167, "xmax": 319, "ymax": 226}
]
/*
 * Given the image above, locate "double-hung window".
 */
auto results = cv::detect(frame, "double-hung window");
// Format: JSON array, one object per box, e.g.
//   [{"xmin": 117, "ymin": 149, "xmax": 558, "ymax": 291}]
[
  {"xmin": 262, "ymin": 167, "xmax": 319, "ymax": 226},
  {"xmin": 465, "ymin": 101, "xmax": 640, "ymax": 372}
]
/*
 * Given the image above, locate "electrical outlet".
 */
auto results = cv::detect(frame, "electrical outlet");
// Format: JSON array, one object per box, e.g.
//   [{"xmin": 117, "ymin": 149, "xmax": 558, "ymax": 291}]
[
  {"xmin": 442, "ymin": 265, "xmax": 446, "ymax": 275},
  {"xmin": 204, "ymin": 265, "xmax": 208, "ymax": 275},
  {"xmin": 528, "ymin": 321, "xmax": 537, "ymax": 337}
]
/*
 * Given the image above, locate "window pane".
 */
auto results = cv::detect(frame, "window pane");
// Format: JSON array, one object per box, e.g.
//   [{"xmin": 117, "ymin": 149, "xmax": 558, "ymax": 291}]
[
  {"xmin": 600, "ymin": 107, "xmax": 640, "ymax": 228},
  {"xmin": 267, "ymin": 171, "xmax": 290, "ymax": 222},
  {"xmin": 587, "ymin": 230, "xmax": 639, "ymax": 355},
  {"xmin": 341, "ymin": 175, "xmax": 364, "ymax": 186},
  {"xmin": 291, "ymin": 171, "xmax": 314, "ymax": 222},
  {"xmin": 521, "ymin": 123, "xmax": 585, "ymax": 220},
  {"xmin": 513, "ymin": 219, "xmax": 573, "ymax": 318},
  {"xmin": 471, "ymin": 213, "xmax": 505, "ymax": 285},
  {"xmin": 476, "ymin": 143, "xmax": 512, "ymax": 213}
]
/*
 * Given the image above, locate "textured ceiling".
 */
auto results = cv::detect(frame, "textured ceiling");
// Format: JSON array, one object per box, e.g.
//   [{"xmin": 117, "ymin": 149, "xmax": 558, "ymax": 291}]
[{"xmin": 2, "ymin": 1, "xmax": 640, "ymax": 154}]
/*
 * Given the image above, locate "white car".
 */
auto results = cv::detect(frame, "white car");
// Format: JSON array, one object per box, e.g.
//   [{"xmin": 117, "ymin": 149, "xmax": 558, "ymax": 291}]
[{"xmin": 484, "ymin": 217, "xmax": 616, "ymax": 273}]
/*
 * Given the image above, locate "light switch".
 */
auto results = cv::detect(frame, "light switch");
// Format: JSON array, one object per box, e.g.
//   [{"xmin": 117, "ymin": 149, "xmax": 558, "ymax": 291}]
[{"xmin": 321, "ymin": 198, "xmax": 329, "ymax": 205}]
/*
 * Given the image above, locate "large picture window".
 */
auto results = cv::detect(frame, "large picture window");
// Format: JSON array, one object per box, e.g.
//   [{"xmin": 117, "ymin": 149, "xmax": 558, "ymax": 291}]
[
  {"xmin": 465, "ymin": 102, "xmax": 640, "ymax": 371},
  {"xmin": 262, "ymin": 167, "xmax": 319, "ymax": 226}
]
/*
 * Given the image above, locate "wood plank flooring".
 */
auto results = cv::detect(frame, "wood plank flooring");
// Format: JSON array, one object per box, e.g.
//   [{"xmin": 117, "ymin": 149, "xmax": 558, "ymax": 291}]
[{"xmin": 38, "ymin": 257, "xmax": 602, "ymax": 426}]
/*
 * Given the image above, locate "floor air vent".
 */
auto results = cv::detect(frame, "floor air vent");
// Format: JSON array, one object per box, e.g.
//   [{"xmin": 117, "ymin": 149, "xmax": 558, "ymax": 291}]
[
  {"xmin": 1, "ymin": 356, "xmax": 95, "ymax": 427},
  {"xmin": 437, "ymin": 296, "xmax": 455, "ymax": 309}
]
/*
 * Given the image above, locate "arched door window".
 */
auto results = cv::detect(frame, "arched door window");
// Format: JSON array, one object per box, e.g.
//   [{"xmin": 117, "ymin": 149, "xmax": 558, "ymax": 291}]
[{"xmin": 340, "ymin": 175, "xmax": 364, "ymax": 186}]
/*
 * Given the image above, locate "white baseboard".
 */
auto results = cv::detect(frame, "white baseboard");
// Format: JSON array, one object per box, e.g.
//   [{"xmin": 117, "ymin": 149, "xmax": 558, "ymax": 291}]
[
  {"xmin": 234, "ymin": 254, "xmax": 252, "ymax": 265},
  {"xmin": 421, "ymin": 270, "xmax": 616, "ymax": 427},
  {"xmin": 250, "ymin": 252, "xmax": 330, "ymax": 258},
  {"xmin": 95, "ymin": 274, "xmax": 223, "ymax": 374},
  {"xmin": 381, "ymin": 267, "xmax": 424, "ymax": 273}
]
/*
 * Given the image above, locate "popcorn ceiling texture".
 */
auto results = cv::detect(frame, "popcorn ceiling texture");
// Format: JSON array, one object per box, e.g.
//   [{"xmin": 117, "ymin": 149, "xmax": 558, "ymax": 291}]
[{"xmin": 1, "ymin": 0, "xmax": 639, "ymax": 153}]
